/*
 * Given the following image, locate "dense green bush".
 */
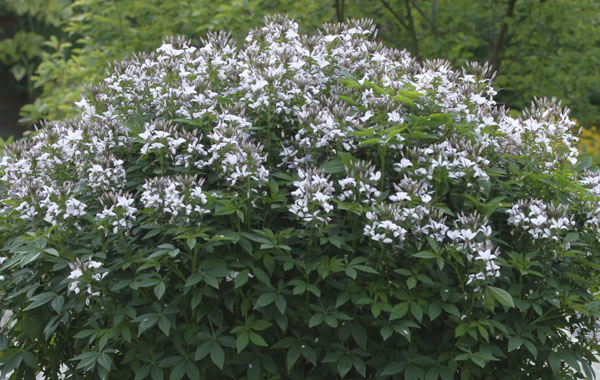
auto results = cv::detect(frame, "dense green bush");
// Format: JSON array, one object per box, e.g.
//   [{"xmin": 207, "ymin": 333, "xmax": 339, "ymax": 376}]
[{"xmin": 0, "ymin": 16, "xmax": 599, "ymax": 379}]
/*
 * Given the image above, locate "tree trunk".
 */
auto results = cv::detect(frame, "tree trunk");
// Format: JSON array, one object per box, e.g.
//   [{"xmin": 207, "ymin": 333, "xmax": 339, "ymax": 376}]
[
  {"xmin": 335, "ymin": 0, "xmax": 345, "ymax": 23},
  {"xmin": 489, "ymin": 0, "xmax": 518, "ymax": 73},
  {"xmin": 404, "ymin": 0, "xmax": 421, "ymax": 59}
]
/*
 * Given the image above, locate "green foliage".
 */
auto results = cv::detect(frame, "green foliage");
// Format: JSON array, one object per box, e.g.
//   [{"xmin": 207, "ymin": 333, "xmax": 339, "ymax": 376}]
[
  {"xmin": 349, "ymin": 0, "xmax": 600, "ymax": 127},
  {"xmin": 0, "ymin": 16, "xmax": 599, "ymax": 380},
  {"xmin": 3, "ymin": 0, "xmax": 599, "ymax": 131},
  {"xmin": 0, "ymin": 0, "xmax": 71, "ymax": 96},
  {"xmin": 18, "ymin": 0, "xmax": 334, "ymax": 123}
]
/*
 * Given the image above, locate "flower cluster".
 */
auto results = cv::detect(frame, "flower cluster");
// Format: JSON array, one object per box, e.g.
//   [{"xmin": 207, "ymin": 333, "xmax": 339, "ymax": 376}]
[
  {"xmin": 447, "ymin": 212, "xmax": 500, "ymax": 284},
  {"xmin": 96, "ymin": 191, "xmax": 138, "ymax": 234},
  {"xmin": 140, "ymin": 175, "xmax": 209, "ymax": 220},
  {"xmin": 289, "ymin": 168, "xmax": 335, "ymax": 223},
  {"xmin": 0, "ymin": 15, "xmax": 591, "ymax": 292},
  {"xmin": 506, "ymin": 199, "xmax": 575, "ymax": 243},
  {"xmin": 67, "ymin": 258, "xmax": 107, "ymax": 304}
]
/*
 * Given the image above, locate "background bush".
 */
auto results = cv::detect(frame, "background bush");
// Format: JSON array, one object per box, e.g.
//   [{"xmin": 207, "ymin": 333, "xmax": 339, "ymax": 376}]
[{"xmin": 0, "ymin": 17, "xmax": 599, "ymax": 379}]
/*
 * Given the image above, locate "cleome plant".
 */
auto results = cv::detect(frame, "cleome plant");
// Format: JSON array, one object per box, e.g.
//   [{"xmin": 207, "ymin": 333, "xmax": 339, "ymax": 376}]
[{"xmin": 0, "ymin": 15, "xmax": 599, "ymax": 380}]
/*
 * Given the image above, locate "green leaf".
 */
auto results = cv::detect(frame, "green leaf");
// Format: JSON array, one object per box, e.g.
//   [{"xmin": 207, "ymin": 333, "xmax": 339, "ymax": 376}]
[
  {"xmin": 455, "ymin": 324, "xmax": 467, "ymax": 337},
  {"xmin": 351, "ymin": 323, "xmax": 368, "ymax": 350},
  {"xmin": 44, "ymin": 248, "xmax": 59, "ymax": 257},
  {"xmin": 194, "ymin": 341, "xmax": 211, "ymax": 360},
  {"xmin": 548, "ymin": 352, "xmax": 561, "ymax": 372},
  {"xmin": 151, "ymin": 366, "xmax": 164, "ymax": 380},
  {"xmin": 135, "ymin": 366, "xmax": 151, "ymax": 380},
  {"xmin": 97, "ymin": 353, "xmax": 112, "ymax": 371},
  {"xmin": 484, "ymin": 287, "xmax": 496, "ymax": 311},
  {"xmin": 122, "ymin": 327, "xmax": 132, "ymax": 343},
  {"xmin": 338, "ymin": 78, "xmax": 362, "ymax": 89},
  {"xmin": 353, "ymin": 264, "xmax": 378, "ymax": 274},
  {"xmin": 382, "ymin": 361, "xmax": 405, "ymax": 375},
  {"xmin": 413, "ymin": 250, "xmax": 437, "ymax": 259},
  {"xmin": 251, "ymin": 319, "xmax": 272, "ymax": 331},
  {"xmin": 254, "ymin": 292, "xmax": 277, "ymax": 309},
  {"xmin": 137, "ymin": 314, "xmax": 159, "ymax": 336},
  {"xmin": 249, "ymin": 331, "xmax": 268, "ymax": 347},
  {"xmin": 338, "ymin": 355, "xmax": 353, "ymax": 378},
  {"xmin": 338, "ymin": 95, "xmax": 359, "ymax": 106},
  {"xmin": 425, "ymin": 367, "xmax": 439, "ymax": 380},
  {"xmin": 523, "ymin": 339, "xmax": 537, "ymax": 358},
  {"xmin": 158, "ymin": 316, "xmax": 171, "ymax": 336},
  {"xmin": 394, "ymin": 94, "xmax": 415, "ymax": 107},
  {"xmin": 508, "ymin": 337, "xmax": 523, "ymax": 352},
  {"xmin": 203, "ymin": 274, "xmax": 220, "ymax": 289},
  {"xmin": 234, "ymin": 269, "xmax": 250, "ymax": 289},
  {"xmin": 380, "ymin": 325, "xmax": 393, "ymax": 340},
  {"xmin": 322, "ymin": 159, "xmax": 346, "ymax": 174},
  {"xmin": 51, "ymin": 295, "xmax": 64, "ymax": 313},
  {"xmin": 309, "ymin": 313, "xmax": 324, "ymax": 327},
  {"xmin": 275, "ymin": 294, "xmax": 287, "ymax": 314},
  {"xmin": 358, "ymin": 138, "xmax": 381, "ymax": 146},
  {"xmin": 252, "ymin": 268, "xmax": 271, "ymax": 286},
  {"xmin": 428, "ymin": 303, "xmax": 442, "ymax": 321},
  {"xmin": 287, "ymin": 345, "xmax": 301, "ymax": 370},
  {"xmin": 442, "ymin": 303, "xmax": 460, "ymax": 316},
  {"xmin": 209, "ymin": 341, "xmax": 225, "ymax": 369},
  {"xmin": 390, "ymin": 302, "xmax": 410, "ymax": 320},
  {"xmin": 352, "ymin": 356, "xmax": 366, "ymax": 377},
  {"xmin": 565, "ymin": 232, "xmax": 579, "ymax": 243},
  {"xmin": 185, "ymin": 361, "xmax": 200, "ymax": 380},
  {"xmin": 154, "ymin": 281, "xmax": 166, "ymax": 300},
  {"xmin": 73, "ymin": 329, "xmax": 97, "ymax": 339},
  {"xmin": 186, "ymin": 238, "xmax": 196, "ymax": 250},
  {"xmin": 24, "ymin": 292, "xmax": 56, "ymax": 311},
  {"xmin": 336, "ymin": 292, "xmax": 350, "ymax": 308},
  {"xmin": 74, "ymin": 351, "xmax": 98, "ymax": 369},
  {"xmin": 410, "ymin": 303, "xmax": 423, "ymax": 322},
  {"xmin": 185, "ymin": 272, "xmax": 203, "ymax": 287},
  {"xmin": 170, "ymin": 362, "xmax": 186, "ymax": 380},
  {"xmin": 236, "ymin": 331, "xmax": 249, "ymax": 353},
  {"xmin": 407, "ymin": 277, "xmax": 417, "ymax": 289},
  {"xmin": 238, "ymin": 237, "xmax": 253, "ymax": 255},
  {"xmin": 576, "ymin": 154, "xmax": 592, "ymax": 171},
  {"xmin": 487, "ymin": 286, "xmax": 515, "ymax": 308},
  {"xmin": 22, "ymin": 350, "xmax": 39, "ymax": 370}
]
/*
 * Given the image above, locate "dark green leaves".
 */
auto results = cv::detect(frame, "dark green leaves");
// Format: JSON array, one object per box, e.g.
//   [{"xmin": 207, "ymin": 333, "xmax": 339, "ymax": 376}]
[
  {"xmin": 195, "ymin": 340, "xmax": 225, "ymax": 369},
  {"xmin": 24, "ymin": 292, "xmax": 56, "ymax": 311},
  {"xmin": 486, "ymin": 286, "xmax": 515, "ymax": 309}
]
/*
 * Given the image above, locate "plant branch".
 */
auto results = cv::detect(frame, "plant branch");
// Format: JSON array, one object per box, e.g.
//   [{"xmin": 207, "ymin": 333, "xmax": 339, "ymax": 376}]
[
  {"xmin": 407, "ymin": 0, "xmax": 433, "ymax": 28},
  {"xmin": 335, "ymin": 0, "xmax": 345, "ymax": 23},
  {"xmin": 404, "ymin": 0, "xmax": 421, "ymax": 59},
  {"xmin": 489, "ymin": 0, "xmax": 518, "ymax": 73},
  {"xmin": 431, "ymin": 0, "xmax": 439, "ymax": 40},
  {"xmin": 379, "ymin": 0, "xmax": 409, "ymax": 30}
]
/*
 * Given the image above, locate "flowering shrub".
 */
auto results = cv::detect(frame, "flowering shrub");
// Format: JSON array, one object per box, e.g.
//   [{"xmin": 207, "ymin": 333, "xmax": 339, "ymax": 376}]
[{"xmin": 0, "ymin": 15, "xmax": 599, "ymax": 380}]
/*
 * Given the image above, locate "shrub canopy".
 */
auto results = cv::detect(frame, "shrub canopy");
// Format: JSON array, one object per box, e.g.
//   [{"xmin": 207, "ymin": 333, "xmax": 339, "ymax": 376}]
[{"xmin": 0, "ymin": 16, "xmax": 599, "ymax": 380}]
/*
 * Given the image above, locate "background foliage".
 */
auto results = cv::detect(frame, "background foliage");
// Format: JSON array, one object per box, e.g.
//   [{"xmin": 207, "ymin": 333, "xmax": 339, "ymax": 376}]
[{"xmin": 0, "ymin": 0, "xmax": 598, "ymax": 129}]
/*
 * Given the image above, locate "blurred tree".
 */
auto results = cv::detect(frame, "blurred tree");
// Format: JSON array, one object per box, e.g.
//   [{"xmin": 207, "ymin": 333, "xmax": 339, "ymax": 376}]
[
  {"xmin": 18, "ymin": 0, "xmax": 335, "ymax": 123},
  {"xmin": 1, "ymin": 0, "xmax": 598, "ymax": 132},
  {"xmin": 347, "ymin": 0, "xmax": 600, "ymax": 127},
  {"xmin": 0, "ymin": 0, "xmax": 71, "ymax": 98}
]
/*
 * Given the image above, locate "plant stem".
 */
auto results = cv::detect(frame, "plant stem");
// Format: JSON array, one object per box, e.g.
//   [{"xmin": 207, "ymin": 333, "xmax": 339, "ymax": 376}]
[{"xmin": 378, "ymin": 145, "xmax": 386, "ymax": 191}]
